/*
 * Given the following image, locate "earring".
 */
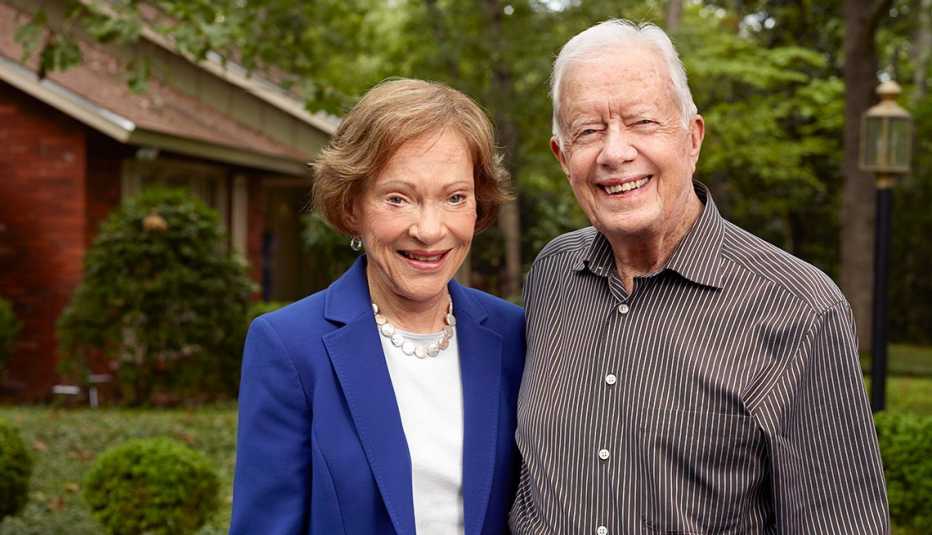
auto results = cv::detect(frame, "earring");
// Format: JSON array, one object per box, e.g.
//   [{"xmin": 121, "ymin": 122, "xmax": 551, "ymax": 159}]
[{"xmin": 350, "ymin": 237, "xmax": 363, "ymax": 251}]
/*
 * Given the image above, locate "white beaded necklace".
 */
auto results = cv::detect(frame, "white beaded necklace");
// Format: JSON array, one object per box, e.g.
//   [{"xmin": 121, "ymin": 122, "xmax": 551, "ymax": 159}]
[{"xmin": 372, "ymin": 301, "xmax": 456, "ymax": 359}]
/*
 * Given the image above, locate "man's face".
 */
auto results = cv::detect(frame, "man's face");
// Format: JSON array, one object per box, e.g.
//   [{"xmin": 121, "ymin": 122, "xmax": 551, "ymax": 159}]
[{"xmin": 552, "ymin": 46, "xmax": 704, "ymax": 242}]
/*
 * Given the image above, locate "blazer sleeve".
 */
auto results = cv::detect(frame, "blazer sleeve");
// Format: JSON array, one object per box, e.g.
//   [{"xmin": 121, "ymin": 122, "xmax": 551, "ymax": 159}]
[{"xmin": 230, "ymin": 316, "xmax": 312, "ymax": 534}]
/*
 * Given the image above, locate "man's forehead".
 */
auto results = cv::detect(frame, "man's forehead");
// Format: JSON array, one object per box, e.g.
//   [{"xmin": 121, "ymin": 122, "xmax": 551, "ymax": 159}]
[{"xmin": 557, "ymin": 48, "xmax": 672, "ymax": 112}]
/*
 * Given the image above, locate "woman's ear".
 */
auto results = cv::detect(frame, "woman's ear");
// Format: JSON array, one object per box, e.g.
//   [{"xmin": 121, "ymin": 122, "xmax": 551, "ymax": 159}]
[{"xmin": 344, "ymin": 200, "xmax": 360, "ymax": 234}]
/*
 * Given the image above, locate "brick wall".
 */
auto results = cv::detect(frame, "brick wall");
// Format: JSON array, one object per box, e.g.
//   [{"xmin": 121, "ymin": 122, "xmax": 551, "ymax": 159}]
[
  {"xmin": 0, "ymin": 80, "xmax": 88, "ymax": 401},
  {"xmin": 85, "ymin": 132, "xmax": 128, "ymax": 246}
]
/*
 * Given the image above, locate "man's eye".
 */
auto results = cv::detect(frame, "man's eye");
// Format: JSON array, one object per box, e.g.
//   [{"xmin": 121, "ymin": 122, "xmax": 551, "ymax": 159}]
[{"xmin": 576, "ymin": 128, "xmax": 600, "ymax": 139}]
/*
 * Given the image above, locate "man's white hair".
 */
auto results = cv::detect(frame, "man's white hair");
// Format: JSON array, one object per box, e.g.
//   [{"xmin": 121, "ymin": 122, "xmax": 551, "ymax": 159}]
[{"xmin": 550, "ymin": 19, "xmax": 698, "ymax": 147}]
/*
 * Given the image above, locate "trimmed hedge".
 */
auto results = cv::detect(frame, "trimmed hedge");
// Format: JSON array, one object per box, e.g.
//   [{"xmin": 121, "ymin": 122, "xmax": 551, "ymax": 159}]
[
  {"xmin": 0, "ymin": 298, "xmax": 20, "ymax": 374},
  {"xmin": 875, "ymin": 412, "xmax": 932, "ymax": 533},
  {"xmin": 0, "ymin": 418, "xmax": 32, "ymax": 521},
  {"xmin": 83, "ymin": 437, "xmax": 219, "ymax": 535}
]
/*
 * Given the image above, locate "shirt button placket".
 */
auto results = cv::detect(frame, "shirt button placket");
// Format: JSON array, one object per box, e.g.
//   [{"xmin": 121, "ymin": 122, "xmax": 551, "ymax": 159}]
[
  {"xmin": 617, "ymin": 303, "xmax": 629, "ymax": 315},
  {"xmin": 597, "ymin": 526, "xmax": 609, "ymax": 535}
]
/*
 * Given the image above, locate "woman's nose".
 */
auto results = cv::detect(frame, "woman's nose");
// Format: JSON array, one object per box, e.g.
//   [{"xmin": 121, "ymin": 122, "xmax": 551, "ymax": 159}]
[{"xmin": 409, "ymin": 205, "xmax": 445, "ymax": 244}]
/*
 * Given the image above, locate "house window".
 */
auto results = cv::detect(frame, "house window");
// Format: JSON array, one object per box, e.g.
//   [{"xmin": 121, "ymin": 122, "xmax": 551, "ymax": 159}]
[{"xmin": 121, "ymin": 158, "xmax": 232, "ymax": 248}]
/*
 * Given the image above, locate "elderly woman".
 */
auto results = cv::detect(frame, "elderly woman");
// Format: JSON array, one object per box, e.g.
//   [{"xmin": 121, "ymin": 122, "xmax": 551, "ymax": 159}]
[{"xmin": 230, "ymin": 79, "xmax": 525, "ymax": 535}]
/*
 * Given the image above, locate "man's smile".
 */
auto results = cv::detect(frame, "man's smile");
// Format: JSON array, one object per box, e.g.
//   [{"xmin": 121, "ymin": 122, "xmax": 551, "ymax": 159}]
[{"xmin": 599, "ymin": 175, "xmax": 652, "ymax": 196}]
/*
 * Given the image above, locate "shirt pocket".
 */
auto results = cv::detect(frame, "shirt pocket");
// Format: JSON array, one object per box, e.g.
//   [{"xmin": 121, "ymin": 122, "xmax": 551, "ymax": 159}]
[{"xmin": 637, "ymin": 410, "xmax": 764, "ymax": 534}]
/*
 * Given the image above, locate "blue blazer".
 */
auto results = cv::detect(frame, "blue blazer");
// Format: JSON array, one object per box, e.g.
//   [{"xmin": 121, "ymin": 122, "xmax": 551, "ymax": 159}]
[{"xmin": 230, "ymin": 256, "xmax": 526, "ymax": 534}]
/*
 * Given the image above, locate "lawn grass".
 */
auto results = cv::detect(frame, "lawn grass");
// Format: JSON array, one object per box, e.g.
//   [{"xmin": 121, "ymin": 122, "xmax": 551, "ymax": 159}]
[
  {"xmin": 0, "ymin": 374, "xmax": 930, "ymax": 533},
  {"xmin": 862, "ymin": 343, "xmax": 932, "ymax": 377},
  {"xmin": 0, "ymin": 405, "xmax": 236, "ymax": 535}
]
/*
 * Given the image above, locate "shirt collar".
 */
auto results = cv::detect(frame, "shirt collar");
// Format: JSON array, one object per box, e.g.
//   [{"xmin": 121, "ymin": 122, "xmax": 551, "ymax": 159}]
[{"xmin": 574, "ymin": 181, "xmax": 725, "ymax": 289}]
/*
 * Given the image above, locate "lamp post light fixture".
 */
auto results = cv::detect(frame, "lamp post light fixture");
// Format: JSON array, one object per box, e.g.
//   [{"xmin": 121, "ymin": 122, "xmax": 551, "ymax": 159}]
[{"xmin": 858, "ymin": 80, "xmax": 913, "ymax": 412}]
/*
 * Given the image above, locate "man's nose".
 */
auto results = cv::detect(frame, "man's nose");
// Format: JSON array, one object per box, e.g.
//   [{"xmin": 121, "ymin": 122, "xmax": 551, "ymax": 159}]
[
  {"xmin": 597, "ymin": 128, "xmax": 637, "ymax": 166},
  {"xmin": 409, "ymin": 204, "xmax": 445, "ymax": 244}
]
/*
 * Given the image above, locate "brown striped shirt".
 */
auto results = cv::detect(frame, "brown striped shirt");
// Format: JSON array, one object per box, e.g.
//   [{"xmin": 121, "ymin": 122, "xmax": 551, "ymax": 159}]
[{"xmin": 510, "ymin": 183, "xmax": 889, "ymax": 534}]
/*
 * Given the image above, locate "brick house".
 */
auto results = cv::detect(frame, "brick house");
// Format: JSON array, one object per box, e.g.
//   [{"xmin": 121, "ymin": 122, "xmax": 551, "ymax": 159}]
[{"xmin": 0, "ymin": 1, "xmax": 336, "ymax": 400}]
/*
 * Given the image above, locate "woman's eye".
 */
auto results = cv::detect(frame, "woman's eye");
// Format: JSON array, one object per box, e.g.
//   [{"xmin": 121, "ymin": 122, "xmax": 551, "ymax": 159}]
[
  {"xmin": 449, "ymin": 193, "xmax": 467, "ymax": 204},
  {"xmin": 386, "ymin": 195, "xmax": 406, "ymax": 205}
]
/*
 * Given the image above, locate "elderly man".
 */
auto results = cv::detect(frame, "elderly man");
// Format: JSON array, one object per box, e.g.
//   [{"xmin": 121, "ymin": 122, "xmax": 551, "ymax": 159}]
[{"xmin": 510, "ymin": 19, "xmax": 889, "ymax": 535}]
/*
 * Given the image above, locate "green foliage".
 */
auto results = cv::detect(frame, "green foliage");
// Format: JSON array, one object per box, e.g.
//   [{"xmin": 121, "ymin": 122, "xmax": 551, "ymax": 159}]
[
  {"xmin": 83, "ymin": 437, "xmax": 219, "ymax": 535},
  {"xmin": 248, "ymin": 300, "xmax": 290, "ymax": 323},
  {"xmin": 0, "ymin": 299, "xmax": 21, "ymax": 374},
  {"xmin": 679, "ymin": 4, "xmax": 844, "ymax": 274},
  {"xmin": 0, "ymin": 419, "xmax": 32, "ymax": 521},
  {"xmin": 300, "ymin": 212, "xmax": 359, "ymax": 284},
  {"xmin": 874, "ymin": 412, "xmax": 932, "ymax": 533},
  {"xmin": 56, "ymin": 188, "xmax": 254, "ymax": 404},
  {"xmin": 890, "ymin": 93, "xmax": 932, "ymax": 343},
  {"xmin": 12, "ymin": 8, "xmax": 47, "ymax": 64},
  {"xmin": 16, "ymin": 0, "xmax": 932, "ymax": 342},
  {"xmin": 13, "ymin": 8, "xmax": 83, "ymax": 77}
]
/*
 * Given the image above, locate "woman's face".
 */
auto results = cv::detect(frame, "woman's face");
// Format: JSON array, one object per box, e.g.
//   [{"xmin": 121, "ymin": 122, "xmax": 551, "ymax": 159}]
[{"xmin": 353, "ymin": 128, "xmax": 477, "ymax": 309}]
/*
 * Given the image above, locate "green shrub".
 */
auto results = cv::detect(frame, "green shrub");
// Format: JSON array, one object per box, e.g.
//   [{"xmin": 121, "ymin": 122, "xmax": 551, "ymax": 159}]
[
  {"xmin": 0, "ymin": 298, "xmax": 21, "ymax": 374},
  {"xmin": 0, "ymin": 418, "xmax": 32, "ymax": 520},
  {"xmin": 83, "ymin": 437, "xmax": 219, "ymax": 535},
  {"xmin": 57, "ymin": 188, "xmax": 255, "ymax": 404},
  {"xmin": 874, "ymin": 412, "xmax": 932, "ymax": 533}
]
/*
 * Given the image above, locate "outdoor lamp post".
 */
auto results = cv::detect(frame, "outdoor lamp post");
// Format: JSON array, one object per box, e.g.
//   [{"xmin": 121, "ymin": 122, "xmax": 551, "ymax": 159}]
[{"xmin": 858, "ymin": 80, "xmax": 913, "ymax": 412}]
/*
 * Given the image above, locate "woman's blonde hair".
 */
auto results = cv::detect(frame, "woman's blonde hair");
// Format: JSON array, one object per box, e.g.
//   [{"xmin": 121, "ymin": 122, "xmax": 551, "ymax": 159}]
[{"xmin": 312, "ymin": 78, "xmax": 511, "ymax": 234}]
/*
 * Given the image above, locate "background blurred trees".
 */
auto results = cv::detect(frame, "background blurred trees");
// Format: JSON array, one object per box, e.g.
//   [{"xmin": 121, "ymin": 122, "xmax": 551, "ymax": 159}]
[{"xmin": 16, "ymin": 0, "xmax": 932, "ymax": 344}]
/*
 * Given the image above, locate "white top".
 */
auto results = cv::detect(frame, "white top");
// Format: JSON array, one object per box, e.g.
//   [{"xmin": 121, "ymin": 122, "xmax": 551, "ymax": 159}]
[{"xmin": 380, "ymin": 327, "xmax": 465, "ymax": 535}]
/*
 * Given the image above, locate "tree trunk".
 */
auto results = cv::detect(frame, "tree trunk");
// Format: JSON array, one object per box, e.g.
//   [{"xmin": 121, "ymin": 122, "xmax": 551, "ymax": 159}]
[
  {"xmin": 913, "ymin": 0, "xmax": 931, "ymax": 104},
  {"xmin": 483, "ymin": 0, "xmax": 522, "ymax": 300},
  {"xmin": 840, "ymin": 0, "xmax": 891, "ymax": 350},
  {"xmin": 666, "ymin": 0, "xmax": 683, "ymax": 32}
]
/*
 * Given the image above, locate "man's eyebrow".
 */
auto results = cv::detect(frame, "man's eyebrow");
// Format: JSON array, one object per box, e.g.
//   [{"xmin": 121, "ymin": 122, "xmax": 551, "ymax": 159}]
[{"xmin": 567, "ymin": 116, "xmax": 603, "ymax": 129}]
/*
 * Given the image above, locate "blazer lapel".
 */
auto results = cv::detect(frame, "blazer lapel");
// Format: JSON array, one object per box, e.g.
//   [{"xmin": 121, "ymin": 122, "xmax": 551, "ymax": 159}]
[
  {"xmin": 451, "ymin": 282, "xmax": 503, "ymax": 535},
  {"xmin": 322, "ymin": 257, "xmax": 416, "ymax": 535}
]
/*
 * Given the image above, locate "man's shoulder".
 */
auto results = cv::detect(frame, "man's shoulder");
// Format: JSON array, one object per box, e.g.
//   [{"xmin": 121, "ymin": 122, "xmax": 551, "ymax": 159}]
[
  {"xmin": 532, "ymin": 226, "xmax": 598, "ymax": 267},
  {"xmin": 720, "ymin": 220, "xmax": 846, "ymax": 313}
]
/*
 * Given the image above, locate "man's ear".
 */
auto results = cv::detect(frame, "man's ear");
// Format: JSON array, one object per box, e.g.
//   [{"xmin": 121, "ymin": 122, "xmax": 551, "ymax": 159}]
[
  {"xmin": 688, "ymin": 114, "xmax": 705, "ymax": 159},
  {"xmin": 550, "ymin": 136, "xmax": 570, "ymax": 177}
]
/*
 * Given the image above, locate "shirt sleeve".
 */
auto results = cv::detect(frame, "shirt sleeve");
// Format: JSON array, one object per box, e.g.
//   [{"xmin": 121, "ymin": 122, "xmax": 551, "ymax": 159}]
[
  {"xmin": 230, "ymin": 317, "xmax": 311, "ymax": 534},
  {"xmin": 759, "ymin": 301, "xmax": 890, "ymax": 534}
]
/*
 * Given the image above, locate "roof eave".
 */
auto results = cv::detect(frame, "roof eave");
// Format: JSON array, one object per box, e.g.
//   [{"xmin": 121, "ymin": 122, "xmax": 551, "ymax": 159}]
[
  {"xmin": 0, "ymin": 54, "xmax": 308, "ymax": 176},
  {"xmin": 129, "ymin": 129, "xmax": 308, "ymax": 176}
]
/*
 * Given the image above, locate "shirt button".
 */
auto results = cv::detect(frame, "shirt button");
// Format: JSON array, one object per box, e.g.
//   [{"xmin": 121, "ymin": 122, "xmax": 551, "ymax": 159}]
[
  {"xmin": 597, "ymin": 526, "xmax": 609, "ymax": 535},
  {"xmin": 598, "ymin": 448, "xmax": 610, "ymax": 460},
  {"xmin": 617, "ymin": 303, "xmax": 629, "ymax": 314},
  {"xmin": 605, "ymin": 373, "xmax": 617, "ymax": 385}
]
